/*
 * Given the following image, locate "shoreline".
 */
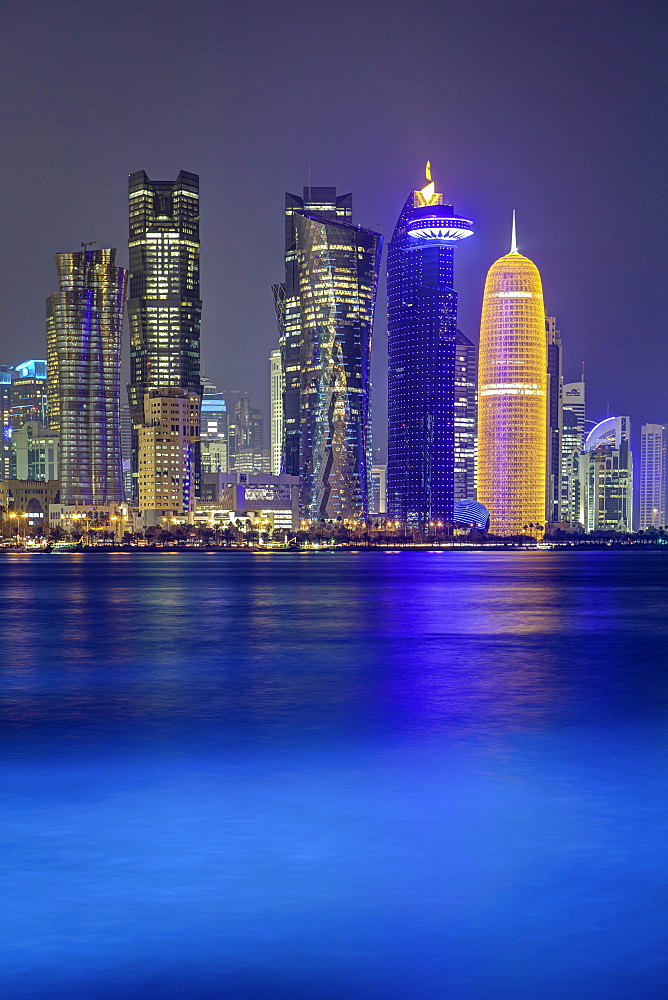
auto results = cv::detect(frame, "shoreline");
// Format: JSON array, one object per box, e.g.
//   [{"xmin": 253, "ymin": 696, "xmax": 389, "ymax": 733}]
[{"xmin": 2, "ymin": 541, "xmax": 667, "ymax": 554}]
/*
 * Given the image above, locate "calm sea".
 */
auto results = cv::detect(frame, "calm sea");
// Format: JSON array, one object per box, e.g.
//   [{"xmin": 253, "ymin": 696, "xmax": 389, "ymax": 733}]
[{"xmin": 1, "ymin": 550, "xmax": 667, "ymax": 999}]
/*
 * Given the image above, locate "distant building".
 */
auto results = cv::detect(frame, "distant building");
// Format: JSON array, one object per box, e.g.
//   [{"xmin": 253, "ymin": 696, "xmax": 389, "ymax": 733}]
[
  {"xmin": 270, "ymin": 349, "xmax": 283, "ymax": 475},
  {"xmin": 200, "ymin": 388, "xmax": 228, "ymax": 474},
  {"xmin": 126, "ymin": 169, "xmax": 202, "ymax": 501},
  {"xmin": 1, "ymin": 479, "xmax": 60, "ymax": 533},
  {"xmin": 454, "ymin": 331, "xmax": 477, "ymax": 503},
  {"xmin": 11, "ymin": 421, "xmax": 59, "ymax": 481},
  {"xmin": 453, "ymin": 499, "xmax": 490, "ymax": 531},
  {"xmin": 137, "ymin": 387, "xmax": 200, "ymax": 519},
  {"xmin": 581, "ymin": 416, "xmax": 633, "ymax": 532},
  {"xmin": 46, "ymin": 305, "xmax": 60, "ymax": 432},
  {"xmin": 560, "ymin": 381, "xmax": 586, "ymax": 523},
  {"xmin": 370, "ymin": 464, "xmax": 387, "ymax": 514},
  {"xmin": 199, "ymin": 471, "xmax": 300, "ymax": 531},
  {"xmin": 477, "ymin": 218, "xmax": 547, "ymax": 536},
  {"xmin": 387, "ymin": 164, "xmax": 474, "ymax": 526},
  {"xmin": 10, "ymin": 360, "xmax": 48, "ymax": 430},
  {"xmin": 120, "ymin": 403, "xmax": 133, "ymax": 501},
  {"xmin": 0, "ymin": 365, "xmax": 11, "ymax": 480},
  {"xmin": 639, "ymin": 424, "xmax": 667, "ymax": 529},
  {"xmin": 48, "ymin": 249, "xmax": 126, "ymax": 506},
  {"xmin": 545, "ymin": 317, "xmax": 563, "ymax": 523}
]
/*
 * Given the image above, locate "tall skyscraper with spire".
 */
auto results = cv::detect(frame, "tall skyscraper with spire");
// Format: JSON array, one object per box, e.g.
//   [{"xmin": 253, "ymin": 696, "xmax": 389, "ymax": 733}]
[
  {"xmin": 48, "ymin": 248, "xmax": 127, "ymax": 505},
  {"xmin": 387, "ymin": 163, "xmax": 474, "ymax": 527},
  {"xmin": 126, "ymin": 170, "xmax": 202, "ymax": 506},
  {"xmin": 477, "ymin": 216, "xmax": 547, "ymax": 535}
]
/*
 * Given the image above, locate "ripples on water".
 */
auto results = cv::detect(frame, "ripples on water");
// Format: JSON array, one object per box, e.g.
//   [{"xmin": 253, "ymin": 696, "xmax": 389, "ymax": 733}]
[{"xmin": 1, "ymin": 551, "xmax": 667, "ymax": 998}]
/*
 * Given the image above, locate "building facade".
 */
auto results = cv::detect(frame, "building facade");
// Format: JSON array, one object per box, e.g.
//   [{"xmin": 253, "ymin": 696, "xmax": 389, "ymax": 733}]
[
  {"xmin": 200, "ymin": 386, "xmax": 228, "ymax": 475},
  {"xmin": 11, "ymin": 421, "xmax": 59, "ymax": 481},
  {"xmin": 581, "ymin": 416, "xmax": 633, "ymax": 532},
  {"xmin": 639, "ymin": 423, "xmax": 667, "ymax": 529},
  {"xmin": 137, "ymin": 387, "xmax": 200, "ymax": 518},
  {"xmin": 294, "ymin": 211, "xmax": 382, "ymax": 519},
  {"xmin": 0, "ymin": 366, "xmax": 11, "ymax": 480},
  {"xmin": 273, "ymin": 187, "xmax": 353, "ymax": 478},
  {"xmin": 387, "ymin": 164, "xmax": 474, "ymax": 526},
  {"xmin": 127, "ymin": 170, "xmax": 202, "ymax": 501},
  {"xmin": 48, "ymin": 249, "xmax": 126, "ymax": 506},
  {"xmin": 545, "ymin": 317, "xmax": 563, "ymax": 523},
  {"xmin": 270, "ymin": 349, "xmax": 283, "ymax": 475},
  {"xmin": 454, "ymin": 330, "xmax": 478, "ymax": 503},
  {"xmin": 10, "ymin": 360, "xmax": 48, "ymax": 430},
  {"xmin": 560, "ymin": 381, "xmax": 586, "ymax": 523},
  {"xmin": 477, "ymin": 221, "xmax": 547, "ymax": 536}
]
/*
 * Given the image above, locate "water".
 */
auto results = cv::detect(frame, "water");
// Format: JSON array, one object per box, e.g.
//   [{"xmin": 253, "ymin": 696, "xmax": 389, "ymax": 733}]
[{"xmin": 1, "ymin": 550, "xmax": 667, "ymax": 998}]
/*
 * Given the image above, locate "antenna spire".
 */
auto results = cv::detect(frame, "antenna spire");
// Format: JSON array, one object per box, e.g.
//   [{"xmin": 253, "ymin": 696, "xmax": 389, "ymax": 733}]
[{"xmin": 510, "ymin": 210, "xmax": 518, "ymax": 254}]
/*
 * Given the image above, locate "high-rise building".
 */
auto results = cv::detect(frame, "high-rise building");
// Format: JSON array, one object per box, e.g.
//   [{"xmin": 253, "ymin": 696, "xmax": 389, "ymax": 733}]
[
  {"xmin": 137, "ymin": 387, "xmax": 200, "ymax": 517},
  {"xmin": 639, "ymin": 424, "xmax": 667, "ymax": 529},
  {"xmin": 273, "ymin": 187, "xmax": 353, "ymax": 478},
  {"xmin": 387, "ymin": 164, "xmax": 474, "ymax": 526},
  {"xmin": 270, "ymin": 349, "xmax": 283, "ymax": 475},
  {"xmin": 294, "ymin": 210, "xmax": 382, "ymax": 519},
  {"xmin": 46, "ymin": 305, "xmax": 59, "ymax": 431},
  {"xmin": 581, "ymin": 416, "xmax": 633, "ymax": 532},
  {"xmin": 0, "ymin": 365, "xmax": 12, "ymax": 480},
  {"xmin": 454, "ymin": 330, "xmax": 478, "ymax": 502},
  {"xmin": 127, "ymin": 170, "xmax": 202, "ymax": 502},
  {"xmin": 560, "ymin": 381, "xmax": 586, "ymax": 524},
  {"xmin": 545, "ymin": 317, "xmax": 563, "ymax": 523},
  {"xmin": 477, "ymin": 218, "xmax": 547, "ymax": 536},
  {"xmin": 200, "ymin": 382, "xmax": 228, "ymax": 475},
  {"xmin": 10, "ymin": 360, "xmax": 48, "ymax": 430},
  {"xmin": 48, "ymin": 249, "xmax": 126, "ymax": 506}
]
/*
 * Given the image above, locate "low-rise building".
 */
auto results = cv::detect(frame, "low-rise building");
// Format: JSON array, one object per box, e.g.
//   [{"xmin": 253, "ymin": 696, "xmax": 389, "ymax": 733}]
[{"xmin": 199, "ymin": 471, "xmax": 299, "ymax": 531}]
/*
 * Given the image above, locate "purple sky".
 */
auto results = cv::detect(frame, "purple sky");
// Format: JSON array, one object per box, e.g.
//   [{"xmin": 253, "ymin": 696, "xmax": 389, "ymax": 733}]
[{"xmin": 1, "ymin": 0, "xmax": 666, "ymax": 454}]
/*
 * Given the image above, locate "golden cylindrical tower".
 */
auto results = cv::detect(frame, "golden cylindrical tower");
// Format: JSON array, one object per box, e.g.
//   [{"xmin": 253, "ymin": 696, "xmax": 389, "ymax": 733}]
[{"xmin": 477, "ymin": 221, "xmax": 547, "ymax": 535}]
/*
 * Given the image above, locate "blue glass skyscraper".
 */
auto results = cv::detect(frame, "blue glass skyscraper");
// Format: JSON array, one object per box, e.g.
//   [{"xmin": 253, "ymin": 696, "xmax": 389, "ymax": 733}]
[{"xmin": 387, "ymin": 165, "xmax": 473, "ymax": 526}]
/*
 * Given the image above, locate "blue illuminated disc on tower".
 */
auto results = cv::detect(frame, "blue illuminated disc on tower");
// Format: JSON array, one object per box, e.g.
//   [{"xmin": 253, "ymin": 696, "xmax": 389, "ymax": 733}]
[{"xmin": 407, "ymin": 217, "xmax": 474, "ymax": 242}]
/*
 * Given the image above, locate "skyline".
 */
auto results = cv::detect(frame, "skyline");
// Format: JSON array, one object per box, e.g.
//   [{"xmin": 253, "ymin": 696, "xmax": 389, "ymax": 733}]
[{"xmin": 1, "ymin": 0, "xmax": 667, "ymax": 460}]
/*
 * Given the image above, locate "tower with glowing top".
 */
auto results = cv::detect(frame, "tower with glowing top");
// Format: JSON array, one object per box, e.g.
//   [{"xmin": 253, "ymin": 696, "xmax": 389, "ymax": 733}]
[
  {"xmin": 387, "ymin": 163, "xmax": 474, "ymax": 527},
  {"xmin": 477, "ymin": 216, "xmax": 547, "ymax": 535}
]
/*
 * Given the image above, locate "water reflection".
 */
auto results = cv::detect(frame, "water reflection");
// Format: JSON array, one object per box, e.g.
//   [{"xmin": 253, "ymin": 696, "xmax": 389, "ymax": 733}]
[
  {"xmin": 1, "ymin": 551, "xmax": 668, "ymax": 999},
  {"xmin": 1, "ymin": 552, "xmax": 668, "ymax": 737}
]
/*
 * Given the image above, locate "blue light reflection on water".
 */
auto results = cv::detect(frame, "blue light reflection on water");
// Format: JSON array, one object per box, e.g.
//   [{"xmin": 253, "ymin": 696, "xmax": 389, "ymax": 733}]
[{"xmin": 1, "ymin": 551, "xmax": 667, "ymax": 998}]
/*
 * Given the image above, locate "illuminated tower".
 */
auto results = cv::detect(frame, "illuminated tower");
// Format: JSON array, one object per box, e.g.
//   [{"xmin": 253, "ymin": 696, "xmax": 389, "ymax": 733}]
[
  {"xmin": 49, "ymin": 248, "xmax": 127, "ymax": 505},
  {"xmin": 387, "ymin": 163, "xmax": 474, "ymax": 526},
  {"xmin": 477, "ymin": 216, "xmax": 547, "ymax": 535},
  {"xmin": 295, "ymin": 212, "xmax": 382, "ymax": 519},
  {"xmin": 126, "ymin": 170, "xmax": 202, "ymax": 502},
  {"xmin": 273, "ymin": 188, "xmax": 353, "ymax": 476}
]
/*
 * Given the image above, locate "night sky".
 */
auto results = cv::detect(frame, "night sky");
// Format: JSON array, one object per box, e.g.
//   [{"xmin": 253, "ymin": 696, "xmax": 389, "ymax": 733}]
[{"xmin": 1, "ymin": 0, "xmax": 666, "ymax": 455}]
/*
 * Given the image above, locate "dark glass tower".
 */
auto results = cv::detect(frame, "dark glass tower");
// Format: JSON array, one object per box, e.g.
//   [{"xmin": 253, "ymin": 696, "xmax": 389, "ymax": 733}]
[
  {"xmin": 387, "ymin": 165, "xmax": 473, "ymax": 526},
  {"xmin": 49, "ymin": 249, "xmax": 127, "ymax": 505},
  {"xmin": 295, "ymin": 212, "xmax": 382, "ymax": 519},
  {"xmin": 273, "ymin": 188, "xmax": 352, "ymax": 477},
  {"xmin": 126, "ymin": 170, "xmax": 202, "ymax": 500}
]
